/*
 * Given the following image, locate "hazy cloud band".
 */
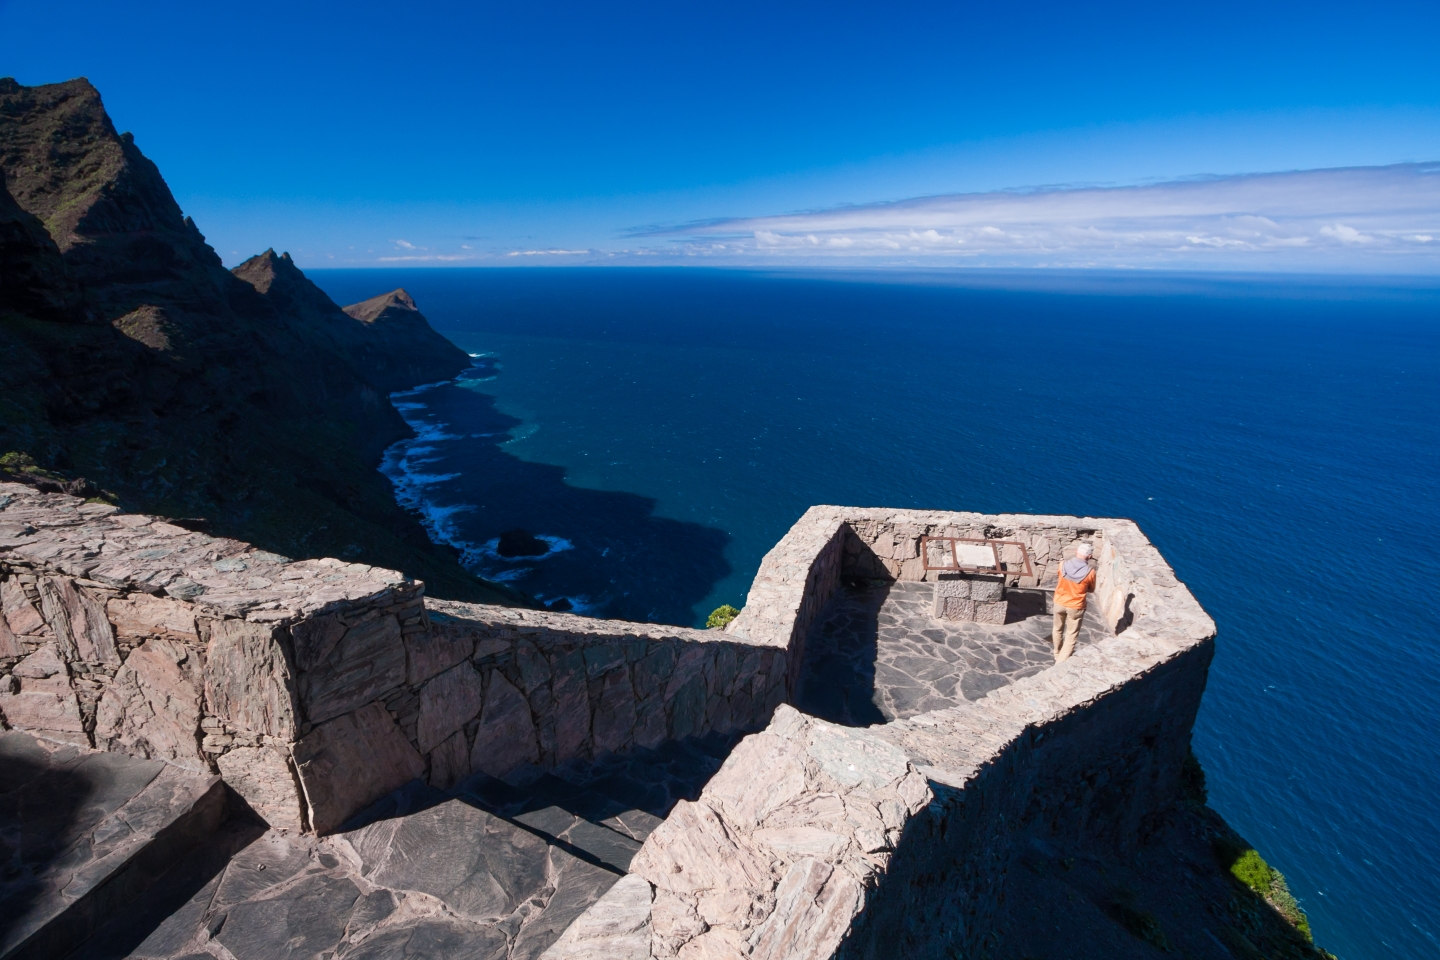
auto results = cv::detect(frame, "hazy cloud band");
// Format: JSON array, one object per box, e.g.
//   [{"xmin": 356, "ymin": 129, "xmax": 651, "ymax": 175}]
[{"xmin": 652, "ymin": 163, "xmax": 1440, "ymax": 271}]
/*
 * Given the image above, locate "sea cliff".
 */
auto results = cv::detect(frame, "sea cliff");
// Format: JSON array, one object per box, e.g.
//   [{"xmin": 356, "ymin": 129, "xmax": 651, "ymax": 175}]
[{"xmin": 0, "ymin": 77, "xmax": 519, "ymax": 604}]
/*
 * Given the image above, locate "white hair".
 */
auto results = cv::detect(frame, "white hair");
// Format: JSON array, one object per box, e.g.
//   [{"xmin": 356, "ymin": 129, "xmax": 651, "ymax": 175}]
[{"xmin": 1075, "ymin": 542, "xmax": 1094, "ymax": 558}]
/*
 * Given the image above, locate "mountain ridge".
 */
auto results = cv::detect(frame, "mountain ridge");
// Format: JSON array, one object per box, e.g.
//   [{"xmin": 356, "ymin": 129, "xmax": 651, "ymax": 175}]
[{"xmin": 0, "ymin": 76, "xmax": 523, "ymax": 605}]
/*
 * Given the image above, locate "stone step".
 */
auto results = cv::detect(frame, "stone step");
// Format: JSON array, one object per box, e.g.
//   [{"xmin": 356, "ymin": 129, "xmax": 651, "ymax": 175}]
[
  {"xmin": 63, "ymin": 733, "xmax": 743, "ymax": 960},
  {"xmin": 0, "ymin": 731, "xmax": 228, "ymax": 960}
]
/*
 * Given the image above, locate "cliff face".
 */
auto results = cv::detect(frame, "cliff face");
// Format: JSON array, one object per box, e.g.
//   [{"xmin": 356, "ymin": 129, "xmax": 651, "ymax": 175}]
[
  {"xmin": 0, "ymin": 77, "xmax": 517, "ymax": 605},
  {"xmin": 341, "ymin": 288, "xmax": 475, "ymax": 392},
  {"xmin": 231, "ymin": 251, "xmax": 471, "ymax": 394}
]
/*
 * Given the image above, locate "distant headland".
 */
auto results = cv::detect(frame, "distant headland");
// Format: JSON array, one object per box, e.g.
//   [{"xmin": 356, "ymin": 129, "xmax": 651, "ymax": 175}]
[{"xmin": 0, "ymin": 76, "xmax": 523, "ymax": 606}]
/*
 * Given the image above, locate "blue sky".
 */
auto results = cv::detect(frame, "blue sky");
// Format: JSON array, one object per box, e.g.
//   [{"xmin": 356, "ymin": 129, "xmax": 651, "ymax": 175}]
[{"xmin": 2, "ymin": 0, "xmax": 1438, "ymax": 270}]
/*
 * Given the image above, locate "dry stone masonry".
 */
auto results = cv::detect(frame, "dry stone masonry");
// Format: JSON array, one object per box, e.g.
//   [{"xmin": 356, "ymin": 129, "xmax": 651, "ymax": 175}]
[
  {"xmin": 544, "ymin": 505, "xmax": 1215, "ymax": 960},
  {"xmin": 0, "ymin": 484, "xmax": 787, "ymax": 837},
  {"xmin": 1, "ymin": 491, "xmax": 1215, "ymax": 959}
]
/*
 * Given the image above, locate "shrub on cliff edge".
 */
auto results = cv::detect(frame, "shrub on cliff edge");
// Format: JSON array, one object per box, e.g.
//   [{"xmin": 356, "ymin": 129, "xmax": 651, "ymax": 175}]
[
  {"xmin": 1215, "ymin": 838, "xmax": 1316, "ymax": 943},
  {"xmin": 707, "ymin": 604, "xmax": 740, "ymax": 629}
]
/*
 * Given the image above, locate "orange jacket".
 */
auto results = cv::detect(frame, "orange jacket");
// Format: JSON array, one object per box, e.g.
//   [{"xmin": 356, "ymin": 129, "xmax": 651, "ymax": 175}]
[{"xmin": 1054, "ymin": 567, "xmax": 1096, "ymax": 610}]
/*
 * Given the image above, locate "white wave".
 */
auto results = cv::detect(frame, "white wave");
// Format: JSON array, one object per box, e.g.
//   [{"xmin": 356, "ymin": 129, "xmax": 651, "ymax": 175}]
[
  {"xmin": 474, "ymin": 534, "xmax": 574, "ymax": 564},
  {"xmin": 405, "ymin": 471, "xmax": 461, "ymax": 486},
  {"xmin": 379, "ymin": 356, "xmax": 583, "ymax": 598},
  {"xmin": 390, "ymin": 379, "xmax": 453, "ymax": 399},
  {"xmin": 408, "ymin": 421, "xmax": 460, "ymax": 442},
  {"xmin": 557, "ymin": 595, "xmax": 602, "ymax": 615},
  {"xmin": 476, "ymin": 566, "xmax": 534, "ymax": 582}
]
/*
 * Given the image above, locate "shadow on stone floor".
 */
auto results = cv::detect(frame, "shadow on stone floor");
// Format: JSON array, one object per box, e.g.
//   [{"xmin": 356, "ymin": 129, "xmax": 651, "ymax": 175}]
[
  {"xmin": 793, "ymin": 578, "xmax": 890, "ymax": 727},
  {"xmin": 71, "ymin": 733, "xmax": 746, "ymax": 960},
  {"xmin": 796, "ymin": 579, "xmax": 1110, "ymax": 727},
  {"xmin": 67, "ymin": 815, "xmax": 269, "ymax": 960},
  {"xmin": 0, "ymin": 742, "xmax": 87, "ymax": 952}
]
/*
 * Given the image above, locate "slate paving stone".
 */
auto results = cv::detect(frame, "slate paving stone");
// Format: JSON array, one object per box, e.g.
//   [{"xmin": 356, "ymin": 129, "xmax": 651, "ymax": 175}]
[
  {"xmin": 507, "ymin": 853, "xmax": 617, "ymax": 960},
  {"xmin": 215, "ymin": 873, "xmax": 363, "ymax": 960},
  {"xmin": 349, "ymin": 801, "xmax": 554, "ymax": 924},
  {"xmin": 601, "ymin": 808, "xmax": 666, "ymax": 843},
  {"xmin": 797, "ymin": 579, "xmax": 1110, "ymax": 725},
  {"xmin": 70, "ymin": 816, "xmax": 267, "ymax": 960},
  {"xmin": 0, "ymin": 731, "xmax": 225, "ymax": 960},
  {"xmin": 340, "ymin": 919, "xmax": 509, "ymax": 960},
  {"xmin": 72, "ymin": 728, "xmax": 739, "ymax": 959}
]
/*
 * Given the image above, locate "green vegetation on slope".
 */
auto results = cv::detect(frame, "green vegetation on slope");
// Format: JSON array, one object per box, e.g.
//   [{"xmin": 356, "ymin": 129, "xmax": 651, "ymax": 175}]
[
  {"xmin": 707, "ymin": 604, "xmax": 741, "ymax": 628},
  {"xmin": 1185, "ymin": 751, "xmax": 1336, "ymax": 958}
]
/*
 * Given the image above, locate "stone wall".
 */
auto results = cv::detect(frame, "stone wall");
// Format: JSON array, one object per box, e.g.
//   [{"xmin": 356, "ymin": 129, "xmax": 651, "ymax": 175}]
[
  {"xmin": 397, "ymin": 601, "xmax": 788, "ymax": 795},
  {"xmin": 0, "ymin": 484, "xmax": 788, "ymax": 835},
  {"xmin": 544, "ymin": 506, "xmax": 1217, "ymax": 959},
  {"xmin": 730, "ymin": 506, "xmax": 1138, "ymax": 640},
  {"xmin": 3, "ymin": 481, "xmax": 1218, "ymax": 958},
  {"xmin": 724, "ymin": 514, "xmax": 846, "ymax": 698}
]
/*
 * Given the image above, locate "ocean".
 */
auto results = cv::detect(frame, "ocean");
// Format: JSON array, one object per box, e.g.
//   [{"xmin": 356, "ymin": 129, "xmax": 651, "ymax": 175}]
[{"xmin": 311, "ymin": 267, "xmax": 1440, "ymax": 958}]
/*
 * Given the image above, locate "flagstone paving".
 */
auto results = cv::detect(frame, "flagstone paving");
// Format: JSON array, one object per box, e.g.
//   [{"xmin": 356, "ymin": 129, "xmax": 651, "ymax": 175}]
[
  {"xmin": 72, "ymin": 733, "xmax": 741, "ymax": 960},
  {"xmin": 796, "ymin": 579, "xmax": 1111, "ymax": 726},
  {"xmin": 0, "ymin": 731, "xmax": 225, "ymax": 960}
]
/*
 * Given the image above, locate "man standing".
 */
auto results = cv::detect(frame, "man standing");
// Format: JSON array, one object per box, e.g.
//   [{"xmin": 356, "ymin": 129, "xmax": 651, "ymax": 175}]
[{"xmin": 1052, "ymin": 542, "xmax": 1095, "ymax": 662}]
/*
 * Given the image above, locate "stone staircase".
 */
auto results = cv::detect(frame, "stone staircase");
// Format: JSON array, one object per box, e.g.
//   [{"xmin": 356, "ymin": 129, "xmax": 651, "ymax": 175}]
[
  {"xmin": 0, "ymin": 732, "xmax": 228, "ymax": 960},
  {"xmin": 60, "ymin": 732, "xmax": 741, "ymax": 960}
]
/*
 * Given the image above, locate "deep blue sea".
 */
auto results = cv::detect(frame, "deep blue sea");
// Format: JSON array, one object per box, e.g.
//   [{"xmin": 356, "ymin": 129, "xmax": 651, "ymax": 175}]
[{"xmin": 311, "ymin": 267, "xmax": 1440, "ymax": 958}]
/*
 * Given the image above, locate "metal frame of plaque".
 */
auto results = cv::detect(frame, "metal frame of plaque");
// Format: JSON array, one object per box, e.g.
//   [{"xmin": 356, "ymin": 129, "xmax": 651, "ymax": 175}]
[{"xmin": 920, "ymin": 536, "xmax": 1034, "ymax": 579}]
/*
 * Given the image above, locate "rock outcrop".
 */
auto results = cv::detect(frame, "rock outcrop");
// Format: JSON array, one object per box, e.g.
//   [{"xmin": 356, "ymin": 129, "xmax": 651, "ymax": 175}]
[
  {"xmin": 0, "ymin": 76, "xmax": 513, "ymax": 604},
  {"xmin": 231, "ymin": 250, "xmax": 471, "ymax": 393},
  {"xmin": 341, "ymin": 286, "xmax": 475, "ymax": 391}
]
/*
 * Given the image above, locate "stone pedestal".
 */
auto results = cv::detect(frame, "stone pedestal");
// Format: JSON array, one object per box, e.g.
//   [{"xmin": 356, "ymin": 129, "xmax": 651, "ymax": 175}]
[{"xmin": 932, "ymin": 575, "xmax": 1007, "ymax": 624}]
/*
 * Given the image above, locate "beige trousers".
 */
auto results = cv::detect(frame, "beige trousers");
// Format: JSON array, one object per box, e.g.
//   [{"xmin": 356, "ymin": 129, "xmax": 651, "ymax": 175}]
[{"xmin": 1052, "ymin": 605, "xmax": 1085, "ymax": 661}]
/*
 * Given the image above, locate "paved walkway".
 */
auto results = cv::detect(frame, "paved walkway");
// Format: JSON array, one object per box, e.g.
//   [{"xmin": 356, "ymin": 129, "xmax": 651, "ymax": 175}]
[
  {"xmin": 76, "ymin": 734, "xmax": 740, "ymax": 960},
  {"xmin": 797, "ymin": 580, "xmax": 1110, "ymax": 726}
]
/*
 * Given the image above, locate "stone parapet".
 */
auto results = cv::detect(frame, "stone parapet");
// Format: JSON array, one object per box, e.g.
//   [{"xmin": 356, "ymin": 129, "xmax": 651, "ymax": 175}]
[
  {"xmin": 733, "ymin": 505, "xmax": 1146, "ymax": 637},
  {"xmin": 403, "ymin": 601, "xmax": 788, "ymax": 813},
  {"xmin": 546, "ymin": 505, "xmax": 1216, "ymax": 959},
  {"xmin": 724, "ymin": 510, "xmax": 846, "ymax": 698},
  {"xmin": 0, "ymin": 484, "xmax": 789, "ymax": 836},
  {"xmin": 0, "ymin": 483, "xmax": 426, "ymax": 833}
]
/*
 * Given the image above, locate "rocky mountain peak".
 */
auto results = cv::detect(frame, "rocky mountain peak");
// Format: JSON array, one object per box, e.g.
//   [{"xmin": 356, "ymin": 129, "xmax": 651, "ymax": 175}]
[
  {"xmin": 0, "ymin": 76, "xmax": 511, "ymax": 605},
  {"xmin": 230, "ymin": 247, "xmax": 333, "ymax": 312},
  {"xmin": 343, "ymin": 288, "xmax": 419, "ymax": 324},
  {"xmin": 0, "ymin": 77, "xmax": 183, "ymax": 254}
]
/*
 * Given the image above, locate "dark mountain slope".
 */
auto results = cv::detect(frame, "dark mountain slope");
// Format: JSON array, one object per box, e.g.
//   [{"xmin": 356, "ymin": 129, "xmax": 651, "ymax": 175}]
[
  {"xmin": 0, "ymin": 76, "xmax": 522, "ymax": 605},
  {"xmin": 341, "ymin": 288, "xmax": 473, "ymax": 391},
  {"xmin": 231, "ymin": 251, "xmax": 471, "ymax": 394}
]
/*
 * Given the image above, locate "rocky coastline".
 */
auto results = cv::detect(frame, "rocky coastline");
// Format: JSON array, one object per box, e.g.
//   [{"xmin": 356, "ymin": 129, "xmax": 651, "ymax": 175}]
[
  {"xmin": 0, "ymin": 76, "xmax": 522, "ymax": 605},
  {"xmin": 0, "ymin": 75, "xmax": 1336, "ymax": 960}
]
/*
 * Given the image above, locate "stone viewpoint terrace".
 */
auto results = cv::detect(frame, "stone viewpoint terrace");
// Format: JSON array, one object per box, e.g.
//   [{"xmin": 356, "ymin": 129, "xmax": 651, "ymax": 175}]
[{"xmin": 0, "ymin": 487, "xmax": 1214, "ymax": 960}]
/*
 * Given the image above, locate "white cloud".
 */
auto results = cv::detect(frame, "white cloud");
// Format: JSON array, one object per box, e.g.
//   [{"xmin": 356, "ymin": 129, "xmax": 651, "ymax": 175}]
[
  {"xmin": 376, "ymin": 253, "xmax": 476, "ymax": 262},
  {"xmin": 644, "ymin": 162, "xmax": 1440, "ymax": 271},
  {"xmin": 1319, "ymin": 223, "xmax": 1373, "ymax": 244},
  {"xmin": 505, "ymin": 248, "xmax": 592, "ymax": 257}
]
